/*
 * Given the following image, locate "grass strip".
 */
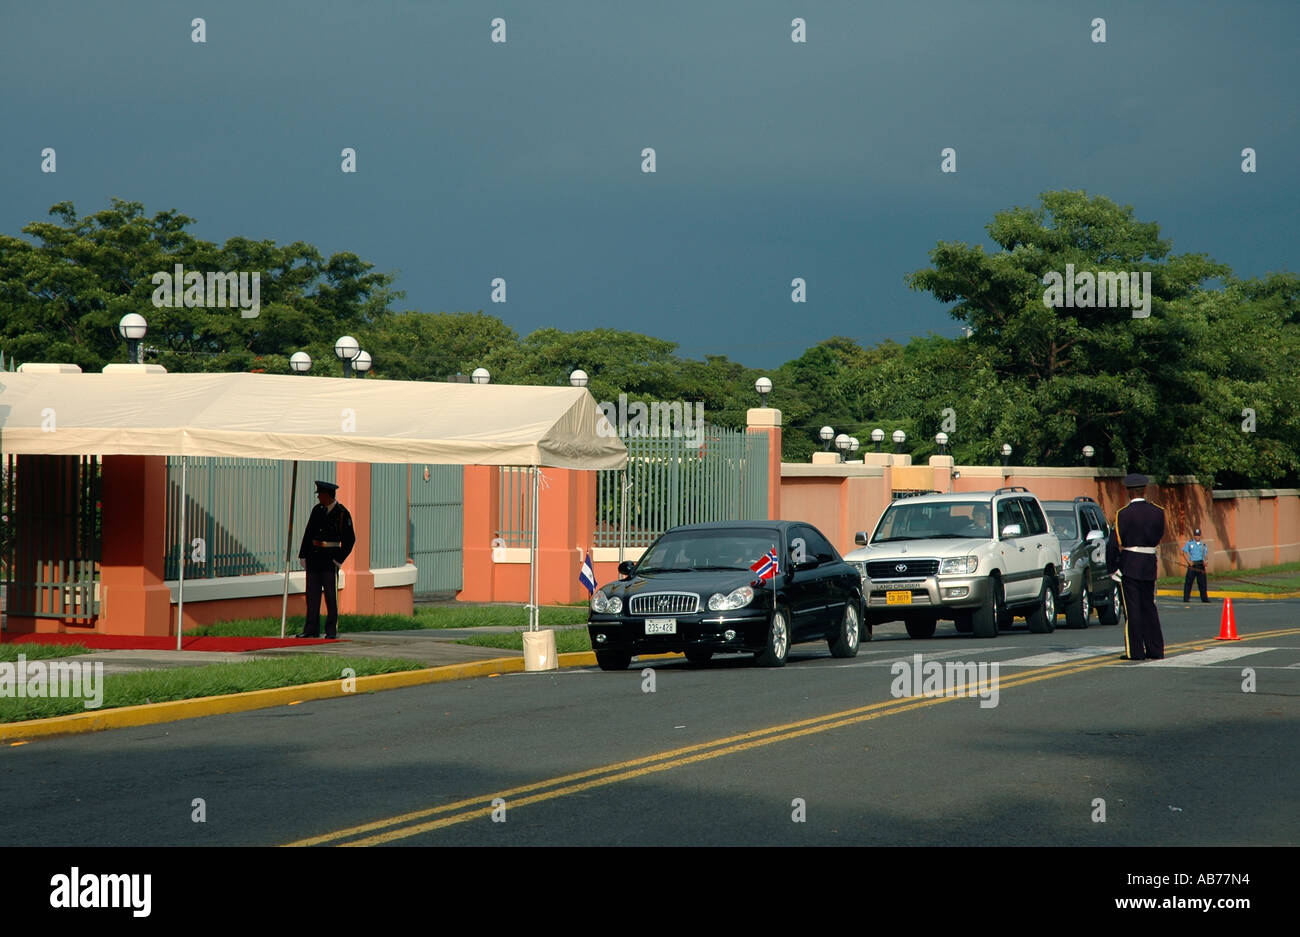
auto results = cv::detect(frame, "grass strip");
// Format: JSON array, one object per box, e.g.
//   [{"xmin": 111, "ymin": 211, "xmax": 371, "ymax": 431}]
[
  {"xmin": 196, "ymin": 604, "xmax": 590, "ymax": 637},
  {"xmin": 456, "ymin": 629, "xmax": 593, "ymax": 654},
  {"xmin": 0, "ymin": 656, "xmax": 424, "ymax": 723},
  {"xmin": 0, "ymin": 643, "xmax": 90, "ymax": 662}
]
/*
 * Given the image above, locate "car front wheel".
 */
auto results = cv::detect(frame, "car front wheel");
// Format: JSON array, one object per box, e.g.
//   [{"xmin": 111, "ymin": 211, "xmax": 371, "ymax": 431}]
[
  {"xmin": 1097, "ymin": 579, "xmax": 1123, "ymax": 626},
  {"xmin": 829, "ymin": 602, "xmax": 861, "ymax": 658},
  {"xmin": 755, "ymin": 608, "xmax": 790, "ymax": 667},
  {"xmin": 971, "ymin": 578, "xmax": 1002, "ymax": 638},
  {"xmin": 1026, "ymin": 573, "xmax": 1057, "ymax": 633},
  {"xmin": 1065, "ymin": 576, "xmax": 1091, "ymax": 629}
]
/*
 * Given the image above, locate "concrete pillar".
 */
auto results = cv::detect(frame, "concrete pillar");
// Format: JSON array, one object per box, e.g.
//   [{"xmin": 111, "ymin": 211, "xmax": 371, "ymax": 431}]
[
  {"xmin": 459, "ymin": 465, "xmax": 500, "ymax": 602},
  {"xmin": 458, "ymin": 465, "xmax": 597, "ymax": 604},
  {"xmin": 335, "ymin": 462, "xmax": 374, "ymax": 614},
  {"xmin": 929, "ymin": 454, "xmax": 954, "ymax": 492},
  {"xmin": 747, "ymin": 408, "xmax": 782, "ymax": 520},
  {"xmin": 99, "ymin": 456, "xmax": 172, "ymax": 636}
]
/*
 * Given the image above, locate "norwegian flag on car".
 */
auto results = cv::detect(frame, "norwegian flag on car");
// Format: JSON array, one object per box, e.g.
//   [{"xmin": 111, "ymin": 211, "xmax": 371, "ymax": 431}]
[{"xmin": 749, "ymin": 547, "xmax": 780, "ymax": 582}]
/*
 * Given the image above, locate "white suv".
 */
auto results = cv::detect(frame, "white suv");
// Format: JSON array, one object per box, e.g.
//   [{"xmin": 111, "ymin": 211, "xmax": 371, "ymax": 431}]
[{"xmin": 843, "ymin": 487, "xmax": 1059, "ymax": 639}]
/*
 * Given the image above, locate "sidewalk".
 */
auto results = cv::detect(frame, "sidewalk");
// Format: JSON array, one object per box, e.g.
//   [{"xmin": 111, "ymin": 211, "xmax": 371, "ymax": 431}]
[{"xmin": 44, "ymin": 627, "xmax": 589, "ymax": 675}]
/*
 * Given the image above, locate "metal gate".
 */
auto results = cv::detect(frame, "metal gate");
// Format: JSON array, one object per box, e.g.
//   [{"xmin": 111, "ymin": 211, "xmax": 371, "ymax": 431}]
[
  {"xmin": 408, "ymin": 464, "xmax": 463, "ymax": 595},
  {"xmin": 1, "ymin": 454, "xmax": 101, "ymax": 623}
]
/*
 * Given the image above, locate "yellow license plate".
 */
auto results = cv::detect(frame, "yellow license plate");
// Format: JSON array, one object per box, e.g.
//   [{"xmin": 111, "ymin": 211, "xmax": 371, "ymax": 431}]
[{"xmin": 886, "ymin": 591, "xmax": 913, "ymax": 605}]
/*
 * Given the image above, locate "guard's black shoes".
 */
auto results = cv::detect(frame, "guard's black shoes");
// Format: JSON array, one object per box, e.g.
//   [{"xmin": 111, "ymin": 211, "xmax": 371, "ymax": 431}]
[{"xmin": 295, "ymin": 632, "xmax": 319, "ymax": 639}]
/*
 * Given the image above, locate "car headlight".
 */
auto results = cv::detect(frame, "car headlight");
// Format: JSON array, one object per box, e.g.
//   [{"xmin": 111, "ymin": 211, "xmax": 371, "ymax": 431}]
[
  {"xmin": 853, "ymin": 561, "xmax": 868, "ymax": 581},
  {"xmin": 1061, "ymin": 552, "xmax": 1071, "ymax": 570},
  {"xmin": 939, "ymin": 555, "xmax": 979, "ymax": 575},
  {"xmin": 591, "ymin": 592, "xmax": 622, "ymax": 614},
  {"xmin": 707, "ymin": 585, "xmax": 755, "ymax": 611}
]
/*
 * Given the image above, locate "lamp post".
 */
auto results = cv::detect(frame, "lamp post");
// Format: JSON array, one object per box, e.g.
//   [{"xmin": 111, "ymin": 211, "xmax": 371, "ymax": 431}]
[
  {"xmin": 834, "ymin": 433, "xmax": 851, "ymax": 462},
  {"xmin": 935, "ymin": 431, "xmax": 949, "ymax": 455},
  {"xmin": 871, "ymin": 428, "xmax": 884, "ymax": 452},
  {"xmin": 1001, "ymin": 443, "xmax": 1012, "ymax": 466},
  {"xmin": 1082, "ymin": 445, "xmax": 1094, "ymax": 467},
  {"xmin": 892, "ymin": 429, "xmax": 906, "ymax": 454},
  {"xmin": 569, "ymin": 369, "xmax": 589, "ymax": 388},
  {"xmin": 755, "ymin": 376, "xmax": 772, "ymax": 406},
  {"xmin": 849, "ymin": 437, "xmax": 859, "ymax": 457},
  {"xmin": 819, "ymin": 425, "xmax": 835, "ymax": 452},
  {"xmin": 353, "ymin": 350, "xmax": 372, "ymax": 378},
  {"xmin": 334, "ymin": 335, "xmax": 359, "ymax": 378},
  {"xmin": 289, "ymin": 351, "xmax": 312, "ymax": 374},
  {"xmin": 471, "ymin": 367, "xmax": 491, "ymax": 385},
  {"xmin": 119, "ymin": 313, "xmax": 147, "ymax": 364}
]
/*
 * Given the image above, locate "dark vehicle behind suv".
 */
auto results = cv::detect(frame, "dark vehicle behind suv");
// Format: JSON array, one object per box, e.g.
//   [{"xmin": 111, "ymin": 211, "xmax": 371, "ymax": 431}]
[{"xmin": 1042, "ymin": 496, "xmax": 1124, "ymax": 629}]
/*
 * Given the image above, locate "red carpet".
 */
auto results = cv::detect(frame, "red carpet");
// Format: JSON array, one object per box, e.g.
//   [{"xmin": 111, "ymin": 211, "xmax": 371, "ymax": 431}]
[{"xmin": 0, "ymin": 634, "xmax": 341, "ymax": 651}]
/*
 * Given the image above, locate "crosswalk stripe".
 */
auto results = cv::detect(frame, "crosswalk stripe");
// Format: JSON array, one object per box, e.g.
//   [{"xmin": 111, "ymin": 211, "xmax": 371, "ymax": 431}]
[
  {"xmin": 996, "ymin": 646, "xmax": 1118, "ymax": 667},
  {"xmin": 1141, "ymin": 646, "xmax": 1273, "ymax": 667}
]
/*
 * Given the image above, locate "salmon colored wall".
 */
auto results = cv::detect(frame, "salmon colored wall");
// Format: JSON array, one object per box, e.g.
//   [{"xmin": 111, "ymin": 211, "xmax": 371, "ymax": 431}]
[
  {"xmin": 97, "ymin": 455, "xmax": 173, "ymax": 636},
  {"xmin": 1278, "ymin": 496, "xmax": 1300, "ymax": 566},
  {"xmin": 336, "ymin": 462, "xmax": 375, "ymax": 615},
  {"xmin": 458, "ymin": 465, "xmax": 597, "ymax": 604}
]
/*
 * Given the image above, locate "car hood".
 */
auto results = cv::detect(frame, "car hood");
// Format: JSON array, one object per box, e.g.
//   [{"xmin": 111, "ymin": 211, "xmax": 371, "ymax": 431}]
[
  {"xmin": 844, "ymin": 538, "xmax": 988, "ymax": 561},
  {"xmin": 599, "ymin": 569, "xmax": 763, "ymax": 600}
]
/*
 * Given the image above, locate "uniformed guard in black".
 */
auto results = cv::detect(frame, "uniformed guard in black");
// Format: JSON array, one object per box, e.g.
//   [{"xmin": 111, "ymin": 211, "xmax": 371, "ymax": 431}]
[
  {"xmin": 297, "ymin": 480, "xmax": 356, "ymax": 639},
  {"xmin": 1105, "ymin": 473, "xmax": 1166, "ymax": 660}
]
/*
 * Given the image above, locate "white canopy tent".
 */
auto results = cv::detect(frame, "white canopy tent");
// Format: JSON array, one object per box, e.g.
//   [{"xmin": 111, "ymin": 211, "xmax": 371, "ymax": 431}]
[{"xmin": 0, "ymin": 370, "xmax": 626, "ymax": 645}]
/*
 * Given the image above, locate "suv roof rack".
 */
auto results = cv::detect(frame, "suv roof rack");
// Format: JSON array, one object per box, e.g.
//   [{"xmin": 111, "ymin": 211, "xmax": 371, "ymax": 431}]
[
  {"xmin": 994, "ymin": 486, "xmax": 1029, "ymax": 494},
  {"xmin": 1073, "ymin": 495, "xmax": 1097, "ymax": 503}
]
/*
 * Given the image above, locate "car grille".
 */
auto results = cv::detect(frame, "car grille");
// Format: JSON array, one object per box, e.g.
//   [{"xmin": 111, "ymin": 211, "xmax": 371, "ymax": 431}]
[
  {"xmin": 629, "ymin": 592, "xmax": 700, "ymax": 616},
  {"xmin": 867, "ymin": 560, "xmax": 939, "ymax": 579}
]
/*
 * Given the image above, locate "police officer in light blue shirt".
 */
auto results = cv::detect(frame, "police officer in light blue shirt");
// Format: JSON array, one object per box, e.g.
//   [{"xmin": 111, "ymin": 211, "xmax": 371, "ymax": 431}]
[{"xmin": 1182, "ymin": 528, "xmax": 1210, "ymax": 605}]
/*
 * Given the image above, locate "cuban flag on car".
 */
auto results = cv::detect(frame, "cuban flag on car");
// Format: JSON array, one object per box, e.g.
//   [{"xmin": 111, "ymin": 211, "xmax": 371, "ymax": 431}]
[
  {"xmin": 578, "ymin": 550, "xmax": 597, "ymax": 596},
  {"xmin": 750, "ymin": 547, "xmax": 780, "ymax": 582}
]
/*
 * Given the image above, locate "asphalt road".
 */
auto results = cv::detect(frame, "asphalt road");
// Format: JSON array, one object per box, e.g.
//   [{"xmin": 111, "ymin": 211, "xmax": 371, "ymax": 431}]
[{"xmin": 3, "ymin": 597, "xmax": 1296, "ymax": 848}]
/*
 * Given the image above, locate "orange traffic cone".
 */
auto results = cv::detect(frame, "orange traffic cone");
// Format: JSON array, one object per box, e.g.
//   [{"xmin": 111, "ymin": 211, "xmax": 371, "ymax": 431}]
[{"xmin": 1215, "ymin": 597, "xmax": 1240, "ymax": 641}]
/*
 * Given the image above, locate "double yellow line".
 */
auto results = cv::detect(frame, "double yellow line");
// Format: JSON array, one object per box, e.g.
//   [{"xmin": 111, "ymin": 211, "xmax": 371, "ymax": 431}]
[{"xmin": 286, "ymin": 628, "xmax": 1299, "ymax": 847}]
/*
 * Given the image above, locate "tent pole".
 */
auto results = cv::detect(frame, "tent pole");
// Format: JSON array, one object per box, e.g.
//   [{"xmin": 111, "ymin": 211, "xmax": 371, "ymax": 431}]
[
  {"xmin": 279, "ymin": 460, "xmax": 299, "ymax": 639},
  {"xmin": 176, "ymin": 455, "xmax": 187, "ymax": 651},
  {"xmin": 530, "ymin": 465, "xmax": 539, "ymax": 631}
]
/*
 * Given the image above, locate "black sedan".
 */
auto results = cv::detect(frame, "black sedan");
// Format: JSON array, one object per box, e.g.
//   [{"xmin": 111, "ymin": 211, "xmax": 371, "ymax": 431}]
[{"xmin": 587, "ymin": 520, "xmax": 867, "ymax": 670}]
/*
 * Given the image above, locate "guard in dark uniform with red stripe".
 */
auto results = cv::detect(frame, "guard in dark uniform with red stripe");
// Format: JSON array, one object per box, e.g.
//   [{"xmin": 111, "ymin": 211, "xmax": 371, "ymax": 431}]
[
  {"xmin": 297, "ymin": 480, "xmax": 356, "ymax": 639},
  {"xmin": 1105, "ymin": 473, "xmax": 1166, "ymax": 660}
]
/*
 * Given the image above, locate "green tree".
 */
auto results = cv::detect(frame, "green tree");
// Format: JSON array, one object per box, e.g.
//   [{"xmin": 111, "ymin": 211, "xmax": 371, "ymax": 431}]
[
  {"xmin": 905, "ymin": 189, "xmax": 1252, "ymax": 478},
  {"xmin": 0, "ymin": 200, "xmax": 402, "ymax": 374}
]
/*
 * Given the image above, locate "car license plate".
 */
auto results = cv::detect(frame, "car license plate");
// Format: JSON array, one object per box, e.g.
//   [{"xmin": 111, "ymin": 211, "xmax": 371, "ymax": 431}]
[
  {"xmin": 886, "ymin": 591, "xmax": 913, "ymax": 605},
  {"xmin": 644, "ymin": 619, "xmax": 676, "ymax": 634}
]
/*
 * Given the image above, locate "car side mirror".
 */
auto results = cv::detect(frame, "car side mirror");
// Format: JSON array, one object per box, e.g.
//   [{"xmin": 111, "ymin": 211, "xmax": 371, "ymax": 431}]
[
  {"xmin": 854, "ymin": 531, "xmax": 869, "ymax": 546},
  {"xmin": 1085, "ymin": 529, "xmax": 1103, "ymax": 542},
  {"xmin": 617, "ymin": 560, "xmax": 636, "ymax": 578},
  {"xmin": 1000, "ymin": 523, "xmax": 1022, "ymax": 538}
]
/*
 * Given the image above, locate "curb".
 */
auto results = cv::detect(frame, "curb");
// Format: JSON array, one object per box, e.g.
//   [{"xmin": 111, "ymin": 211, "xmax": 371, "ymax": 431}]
[
  {"xmin": 1155, "ymin": 589, "xmax": 1300, "ymax": 600},
  {"xmin": 0, "ymin": 650, "xmax": 608, "ymax": 743}
]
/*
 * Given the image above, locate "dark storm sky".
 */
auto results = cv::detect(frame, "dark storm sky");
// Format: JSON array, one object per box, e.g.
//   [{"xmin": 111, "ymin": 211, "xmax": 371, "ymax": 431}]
[{"xmin": 3, "ymin": 0, "xmax": 1296, "ymax": 368}]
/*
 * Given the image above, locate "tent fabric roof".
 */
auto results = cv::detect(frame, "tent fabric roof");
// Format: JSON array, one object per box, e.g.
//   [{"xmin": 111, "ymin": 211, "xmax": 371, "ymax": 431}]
[{"xmin": 0, "ymin": 371, "xmax": 628, "ymax": 469}]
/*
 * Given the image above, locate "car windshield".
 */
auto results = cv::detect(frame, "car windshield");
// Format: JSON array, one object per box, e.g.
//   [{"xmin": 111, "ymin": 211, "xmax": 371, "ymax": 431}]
[
  {"xmin": 636, "ymin": 528, "xmax": 779, "ymax": 573},
  {"xmin": 1047, "ymin": 510, "xmax": 1078, "ymax": 540},
  {"xmin": 872, "ymin": 500, "xmax": 992, "ymax": 542}
]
